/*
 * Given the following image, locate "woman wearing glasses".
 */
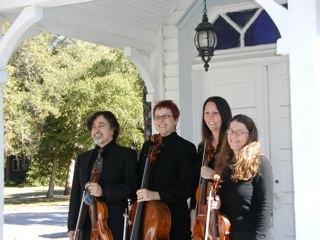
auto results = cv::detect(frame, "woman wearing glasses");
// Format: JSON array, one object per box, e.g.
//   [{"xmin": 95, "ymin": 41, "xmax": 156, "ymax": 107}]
[
  {"xmin": 215, "ymin": 114, "xmax": 274, "ymax": 240},
  {"xmin": 134, "ymin": 100, "xmax": 197, "ymax": 239},
  {"xmin": 190, "ymin": 96, "xmax": 232, "ymax": 233}
]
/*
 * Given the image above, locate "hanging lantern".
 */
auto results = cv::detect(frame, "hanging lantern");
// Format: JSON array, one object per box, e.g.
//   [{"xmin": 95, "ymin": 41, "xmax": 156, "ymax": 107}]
[{"xmin": 194, "ymin": 0, "xmax": 217, "ymax": 71}]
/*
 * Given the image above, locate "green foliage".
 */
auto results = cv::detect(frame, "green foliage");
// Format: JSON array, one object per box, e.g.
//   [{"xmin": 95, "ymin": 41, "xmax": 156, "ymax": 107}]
[{"xmin": 5, "ymin": 33, "xmax": 144, "ymax": 186}]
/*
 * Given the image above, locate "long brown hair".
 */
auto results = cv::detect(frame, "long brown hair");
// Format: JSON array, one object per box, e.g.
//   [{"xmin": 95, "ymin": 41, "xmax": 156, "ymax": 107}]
[
  {"xmin": 201, "ymin": 96, "xmax": 232, "ymax": 151},
  {"xmin": 215, "ymin": 114, "xmax": 262, "ymax": 181}
]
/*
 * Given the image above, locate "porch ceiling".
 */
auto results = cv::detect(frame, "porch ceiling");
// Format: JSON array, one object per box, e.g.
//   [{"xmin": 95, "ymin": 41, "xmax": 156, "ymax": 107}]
[
  {"xmin": 0, "ymin": 0, "xmax": 196, "ymax": 53},
  {"xmin": 0, "ymin": 0, "xmax": 261, "ymax": 53}
]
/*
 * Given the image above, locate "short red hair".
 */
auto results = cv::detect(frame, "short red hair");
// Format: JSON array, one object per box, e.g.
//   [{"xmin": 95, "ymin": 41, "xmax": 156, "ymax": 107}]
[{"xmin": 153, "ymin": 100, "xmax": 180, "ymax": 120}]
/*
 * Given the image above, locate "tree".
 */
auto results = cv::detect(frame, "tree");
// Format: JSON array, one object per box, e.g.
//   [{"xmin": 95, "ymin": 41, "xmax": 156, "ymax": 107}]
[{"xmin": 5, "ymin": 32, "xmax": 145, "ymax": 197}]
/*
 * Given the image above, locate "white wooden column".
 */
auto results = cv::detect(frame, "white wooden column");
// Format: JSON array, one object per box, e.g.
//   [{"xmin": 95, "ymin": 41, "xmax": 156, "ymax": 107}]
[
  {"xmin": 124, "ymin": 47, "xmax": 157, "ymax": 102},
  {"xmin": 0, "ymin": 70, "xmax": 7, "ymax": 238},
  {"xmin": 124, "ymin": 27, "xmax": 164, "ymax": 104},
  {"xmin": 256, "ymin": 0, "xmax": 320, "ymax": 238},
  {"xmin": 288, "ymin": 0, "xmax": 320, "ymax": 239},
  {"xmin": 0, "ymin": 18, "xmax": 7, "ymax": 239},
  {"xmin": 0, "ymin": 6, "xmax": 43, "ymax": 237}
]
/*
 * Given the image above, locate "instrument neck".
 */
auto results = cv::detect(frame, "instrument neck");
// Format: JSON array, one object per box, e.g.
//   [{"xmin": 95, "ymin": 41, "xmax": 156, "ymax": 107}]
[{"xmin": 129, "ymin": 202, "xmax": 144, "ymax": 240}]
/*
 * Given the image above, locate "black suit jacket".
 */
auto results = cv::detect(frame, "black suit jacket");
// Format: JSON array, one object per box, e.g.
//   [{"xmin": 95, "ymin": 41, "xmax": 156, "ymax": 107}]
[{"xmin": 68, "ymin": 142, "xmax": 138, "ymax": 240}]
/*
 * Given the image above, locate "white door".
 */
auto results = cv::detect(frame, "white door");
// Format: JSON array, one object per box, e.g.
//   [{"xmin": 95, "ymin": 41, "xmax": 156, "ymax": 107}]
[
  {"xmin": 191, "ymin": 64, "xmax": 269, "ymax": 152},
  {"xmin": 191, "ymin": 60, "xmax": 295, "ymax": 239},
  {"xmin": 268, "ymin": 62, "xmax": 295, "ymax": 240}
]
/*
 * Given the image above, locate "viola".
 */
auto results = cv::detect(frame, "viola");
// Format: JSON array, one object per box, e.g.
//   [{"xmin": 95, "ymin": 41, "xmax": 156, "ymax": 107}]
[
  {"xmin": 192, "ymin": 139, "xmax": 214, "ymax": 240},
  {"xmin": 88, "ymin": 149, "xmax": 113, "ymax": 240},
  {"xmin": 129, "ymin": 134, "xmax": 171, "ymax": 240},
  {"xmin": 204, "ymin": 179, "xmax": 231, "ymax": 240},
  {"xmin": 192, "ymin": 139, "xmax": 230, "ymax": 240},
  {"xmin": 89, "ymin": 197, "xmax": 113, "ymax": 240}
]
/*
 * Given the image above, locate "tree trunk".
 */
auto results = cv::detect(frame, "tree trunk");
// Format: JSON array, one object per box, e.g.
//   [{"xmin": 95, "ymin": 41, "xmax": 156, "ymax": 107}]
[
  {"xmin": 47, "ymin": 155, "xmax": 58, "ymax": 198},
  {"xmin": 5, "ymin": 156, "xmax": 10, "ymax": 185},
  {"xmin": 64, "ymin": 159, "xmax": 74, "ymax": 195}
]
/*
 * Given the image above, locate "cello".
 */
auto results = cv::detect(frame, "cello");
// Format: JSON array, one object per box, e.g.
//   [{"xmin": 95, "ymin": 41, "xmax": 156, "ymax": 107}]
[
  {"xmin": 192, "ymin": 139, "xmax": 230, "ymax": 240},
  {"xmin": 129, "ymin": 134, "xmax": 171, "ymax": 240}
]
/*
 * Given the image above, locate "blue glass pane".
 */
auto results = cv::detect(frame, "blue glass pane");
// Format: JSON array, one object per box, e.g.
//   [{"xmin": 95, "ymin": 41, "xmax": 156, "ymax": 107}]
[
  {"xmin": 227, "ymin": 9, "xmax": 258, "ymax": 28},
  {"xmin": 213, "ymin": 16, "xmax": 240, "ymax": 50},
  {"xmin": 245, "ymin": 10, "xmax": 281, "ymax": 46}
]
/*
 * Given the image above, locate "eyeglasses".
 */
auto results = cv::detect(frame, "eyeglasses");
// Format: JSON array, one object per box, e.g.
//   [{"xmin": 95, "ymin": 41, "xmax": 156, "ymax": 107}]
[
  {"xmin": 227, "ymin": 129, "xmax": 249, "ymax": 137},
  {"xmin": 154, "ymin": 114, "xmax": 173, "ymax": 121}
]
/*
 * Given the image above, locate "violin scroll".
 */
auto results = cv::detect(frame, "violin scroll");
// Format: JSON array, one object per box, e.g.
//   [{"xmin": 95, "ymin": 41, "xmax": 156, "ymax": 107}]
[{"xmin": 203, "ymin": 137, "xmax": 216, "ymax": 162}]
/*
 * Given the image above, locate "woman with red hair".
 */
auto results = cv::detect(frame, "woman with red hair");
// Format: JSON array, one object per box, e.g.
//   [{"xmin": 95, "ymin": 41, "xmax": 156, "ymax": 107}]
[{"xmin": 135, "ymin": 100, "xmax": 197, "ymax": 239}]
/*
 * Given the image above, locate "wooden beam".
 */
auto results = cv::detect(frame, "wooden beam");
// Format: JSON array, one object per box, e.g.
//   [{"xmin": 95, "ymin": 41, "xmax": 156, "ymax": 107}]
[
  {"xmin": 0, "ymin": 6, "xmax": 43, "ymax": 68},
  {"xmin": 124, "ymin": 47, "xmax": 156, "ymax": 102},
  {"xmin": 41, "ymin": 20, "xmax": 155, "ymax": 53},
  {"xmin": 40, "ymin": 5, "xmax": 156, "ymax": 53},
  {"xmin": 0, "ymin": 0, "xmax": 93, "ymax": 11}
]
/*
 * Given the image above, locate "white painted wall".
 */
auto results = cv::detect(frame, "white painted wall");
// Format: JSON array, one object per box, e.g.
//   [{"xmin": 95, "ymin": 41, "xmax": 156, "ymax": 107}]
[
  {"xmin": 288, "ymin": 0, "xmax": 320, "ymax": 239},
  {"xmin": 161, "ymin": 1, "xmax": 197, "ymax": 136},
  {"xmin": 163, "ymin": 1, "xmax": 297, "ymax": 239}
]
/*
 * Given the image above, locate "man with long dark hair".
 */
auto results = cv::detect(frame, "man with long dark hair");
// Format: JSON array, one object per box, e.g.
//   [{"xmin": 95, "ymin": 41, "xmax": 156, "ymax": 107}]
[{"xmin": 67, "ymin": 111, "xmax": 138, "ymax": 240}]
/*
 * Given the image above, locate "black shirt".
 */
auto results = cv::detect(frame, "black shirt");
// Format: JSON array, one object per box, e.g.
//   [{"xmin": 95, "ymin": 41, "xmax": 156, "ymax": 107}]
[{"xmin": 219, "ymin": 156, "xmax": 274, "ymax": 240}]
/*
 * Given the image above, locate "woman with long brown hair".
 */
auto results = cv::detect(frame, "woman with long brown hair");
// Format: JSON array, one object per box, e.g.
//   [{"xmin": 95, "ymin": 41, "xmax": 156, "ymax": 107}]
[
  {"xmin": 215, "ymin": 114, "xmax": 274, "ymax": 240},
  {"xmin": 190, "ymin": 96, "xmax": 232, "ymax": 233}
]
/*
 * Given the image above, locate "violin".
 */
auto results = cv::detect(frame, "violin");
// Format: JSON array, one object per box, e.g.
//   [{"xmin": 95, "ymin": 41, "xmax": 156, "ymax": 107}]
[
  {"xmin": 129, "ymin": 134, "xmax": 171, "ymax": 240},
  {"xmin": 89, "ymin": 198, "xmax": 113, "ymax": 240},
  {"xmin": 88, "ymin": 149, "xmax": 113, "ymax": 240},
  {"xmin": 204, "ymin": 179, "xmax": 230, "ymax": 240},
  {"xmin": 192, "ymin": 139, "xmax": 230, "ymax": 240}
]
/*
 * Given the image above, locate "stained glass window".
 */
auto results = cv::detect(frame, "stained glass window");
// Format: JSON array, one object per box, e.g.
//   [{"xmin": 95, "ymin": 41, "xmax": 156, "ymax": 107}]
[
  {"xmin": 212, "ymin": 6, "xmax": 282, "ymax": 50},
  {"xmin": 213, "ymin": 16, "xmax": 240, "ymax": 50},
  {"xmin": 245, "ymin": 10, "xmax": 280, "ymax": 46},
  {"xmin": 227, "ymin": 9, "xmax": 258, "ymax": 28}
]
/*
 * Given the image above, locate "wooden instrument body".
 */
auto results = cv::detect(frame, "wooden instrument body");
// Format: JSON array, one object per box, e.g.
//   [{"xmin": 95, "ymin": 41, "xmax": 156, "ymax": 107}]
[
  {"xmin": 89, "ymin": 198, "xmax": 113, "ymax": 240},
  {"xmin": 129, "ymin": 200, "xmax": 171, "ymax": 240}
]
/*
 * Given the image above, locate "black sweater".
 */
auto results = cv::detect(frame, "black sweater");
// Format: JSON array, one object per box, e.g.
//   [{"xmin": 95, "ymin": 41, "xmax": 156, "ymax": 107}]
[
  {"xmin": 138, "ymin": 132, "xmax": 197, "ymax": 239},
  {"xmin": 219, "ymin": 156, "xmax": 274, "ymax": 240}
]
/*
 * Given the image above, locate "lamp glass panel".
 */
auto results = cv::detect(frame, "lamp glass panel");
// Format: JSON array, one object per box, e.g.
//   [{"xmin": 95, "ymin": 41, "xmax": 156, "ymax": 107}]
[
  {"xmin": 199, "ymin": 31, "xmax": 209, "ymax": 48},
  {"xmin": 199, "ymin": 30, "xmax": 215, "ymax": 47}
]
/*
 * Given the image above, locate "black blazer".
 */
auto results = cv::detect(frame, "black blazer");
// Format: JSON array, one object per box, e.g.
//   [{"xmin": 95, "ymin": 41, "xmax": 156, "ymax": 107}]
[{"xmin": 68, "ymin": 142, "xmax": 138, "ymax": 240}]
